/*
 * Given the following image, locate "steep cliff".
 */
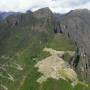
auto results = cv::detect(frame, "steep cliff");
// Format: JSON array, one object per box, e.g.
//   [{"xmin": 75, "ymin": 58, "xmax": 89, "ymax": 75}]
[
  {"xmin": 0, "ymin": 7, "xmax": 90, "ymax": 90},
  {"xmin": 57, "ymin": 9, "xmax": 90, "ymax": 83}
]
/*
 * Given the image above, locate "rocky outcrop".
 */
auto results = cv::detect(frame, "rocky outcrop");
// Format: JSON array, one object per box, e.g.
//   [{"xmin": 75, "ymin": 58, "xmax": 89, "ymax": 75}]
[{"xmin": 33, "ymin": 7, "xmax": 53, "ymax": 19}]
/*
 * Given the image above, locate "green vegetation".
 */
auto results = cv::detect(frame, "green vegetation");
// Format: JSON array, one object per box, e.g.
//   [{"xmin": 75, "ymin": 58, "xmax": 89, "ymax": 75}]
[
  {"xmin": 47, "ymin": 34, "xmax": 76, "ymax": 51},
  {"xmin": 63, "ymin": 52, "xmax": 71, "ymax": 61}
]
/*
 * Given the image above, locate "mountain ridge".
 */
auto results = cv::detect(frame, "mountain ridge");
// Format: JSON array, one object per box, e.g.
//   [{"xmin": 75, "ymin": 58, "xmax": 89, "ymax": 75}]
[{"xmin": 0, "ymin": 7, "xmax": 90, "ymax": 90}]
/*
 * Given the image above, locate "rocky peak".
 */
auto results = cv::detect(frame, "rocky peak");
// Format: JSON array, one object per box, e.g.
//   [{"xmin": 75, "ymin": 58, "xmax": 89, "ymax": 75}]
[
  {"xmin": 26, "ymin": 10, "xmax": 32, "ymax": 13},
  {"xmin": 65, "ymin": 9, "xmax": 90, "ymax": 17},
  {"xmin": 71, "ymin": 9, "xmax": 89, "ymax": 13},
  {"xmin": 33, "ymin": 7, "xmax": 53, "ymax": 19}
]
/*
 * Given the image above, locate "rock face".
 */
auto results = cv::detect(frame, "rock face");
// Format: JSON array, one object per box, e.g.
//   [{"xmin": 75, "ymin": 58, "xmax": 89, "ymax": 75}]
[
  {"xmin": 32, "ymin": 7, "xmax": 54, "ymax": 32},
  {"xmin": 58, "ymin": 9, "xmax": 90, "ymax": 83}
]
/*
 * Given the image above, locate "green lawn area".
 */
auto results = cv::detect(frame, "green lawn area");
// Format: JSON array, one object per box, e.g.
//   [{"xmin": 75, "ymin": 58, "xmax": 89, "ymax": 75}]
[{"xmin": 46, "ymin": 34, "xmax": 76, "ymax": 51}]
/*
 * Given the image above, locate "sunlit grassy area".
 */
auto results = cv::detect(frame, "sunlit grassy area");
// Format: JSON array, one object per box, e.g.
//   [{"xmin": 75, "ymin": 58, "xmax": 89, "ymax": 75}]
[{"xmin": 46, "ymin": 34, "xmax": 76, "ymax": 51}]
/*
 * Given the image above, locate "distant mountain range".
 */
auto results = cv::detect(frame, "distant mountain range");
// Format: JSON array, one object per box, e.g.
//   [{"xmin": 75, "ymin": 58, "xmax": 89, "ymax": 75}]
[
  {"xmin": 0, "ymin": 11, "xmax": 22, "ymax": 21},
  {"xmin": 0, "ymin": 12, "xmax": 12, "ymax": 21}
]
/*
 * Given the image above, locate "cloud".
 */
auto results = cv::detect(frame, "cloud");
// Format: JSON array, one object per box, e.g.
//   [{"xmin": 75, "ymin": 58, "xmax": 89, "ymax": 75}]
[
  {"xmin": 0, "ymin": 0, "xmax": 90, "ymax": 13},
  {"xmin": 0, "ymin": 0, "xmax": 20, "ymax": 12},
  {"xmin": 49, "ymin": 0, "xmax": 90, "ymax": 13}
]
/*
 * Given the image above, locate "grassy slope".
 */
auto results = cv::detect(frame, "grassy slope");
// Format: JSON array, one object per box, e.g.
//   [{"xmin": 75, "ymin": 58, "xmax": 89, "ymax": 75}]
[{"xmin": 46, "ymin": 34, "xmax": 76, "ymax": 51}]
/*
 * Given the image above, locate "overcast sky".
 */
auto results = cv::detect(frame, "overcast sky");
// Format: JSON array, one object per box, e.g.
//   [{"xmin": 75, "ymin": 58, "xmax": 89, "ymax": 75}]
[{"xmin": 0, "ymin": 0, "xmax": 90, "ymax": 13}]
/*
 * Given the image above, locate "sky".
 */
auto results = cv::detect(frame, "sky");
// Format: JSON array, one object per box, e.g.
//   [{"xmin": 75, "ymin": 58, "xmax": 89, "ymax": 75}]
[{"xmin": 0, "ymin": 0, "xmax": 90, "ymax": 13}]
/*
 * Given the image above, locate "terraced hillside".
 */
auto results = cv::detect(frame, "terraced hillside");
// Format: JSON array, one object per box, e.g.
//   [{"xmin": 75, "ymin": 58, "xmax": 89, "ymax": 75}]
[{"xmin": 0, "ymin": 8, "xmax": 90, "ymax": 90}]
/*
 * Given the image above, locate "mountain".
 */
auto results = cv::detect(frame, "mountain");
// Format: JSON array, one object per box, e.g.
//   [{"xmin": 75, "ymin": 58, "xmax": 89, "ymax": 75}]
[
  {"xmin": 58, "ymin": 9, "xmax": 90, "ymax": 83},
  {"xmin": 0, "ymin": 7, "xmax": 90, "ymax": 90},
  {"xmin": 0, "ymin": 12, "xmax": 10, "ymax": 21},
  {"xmin": 33, "ymin": 7, "xmax": 53, "ymax": 18},
  {"xmin": 0, "ymin": 12, "xmax": 20, "ymax": 21}
]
